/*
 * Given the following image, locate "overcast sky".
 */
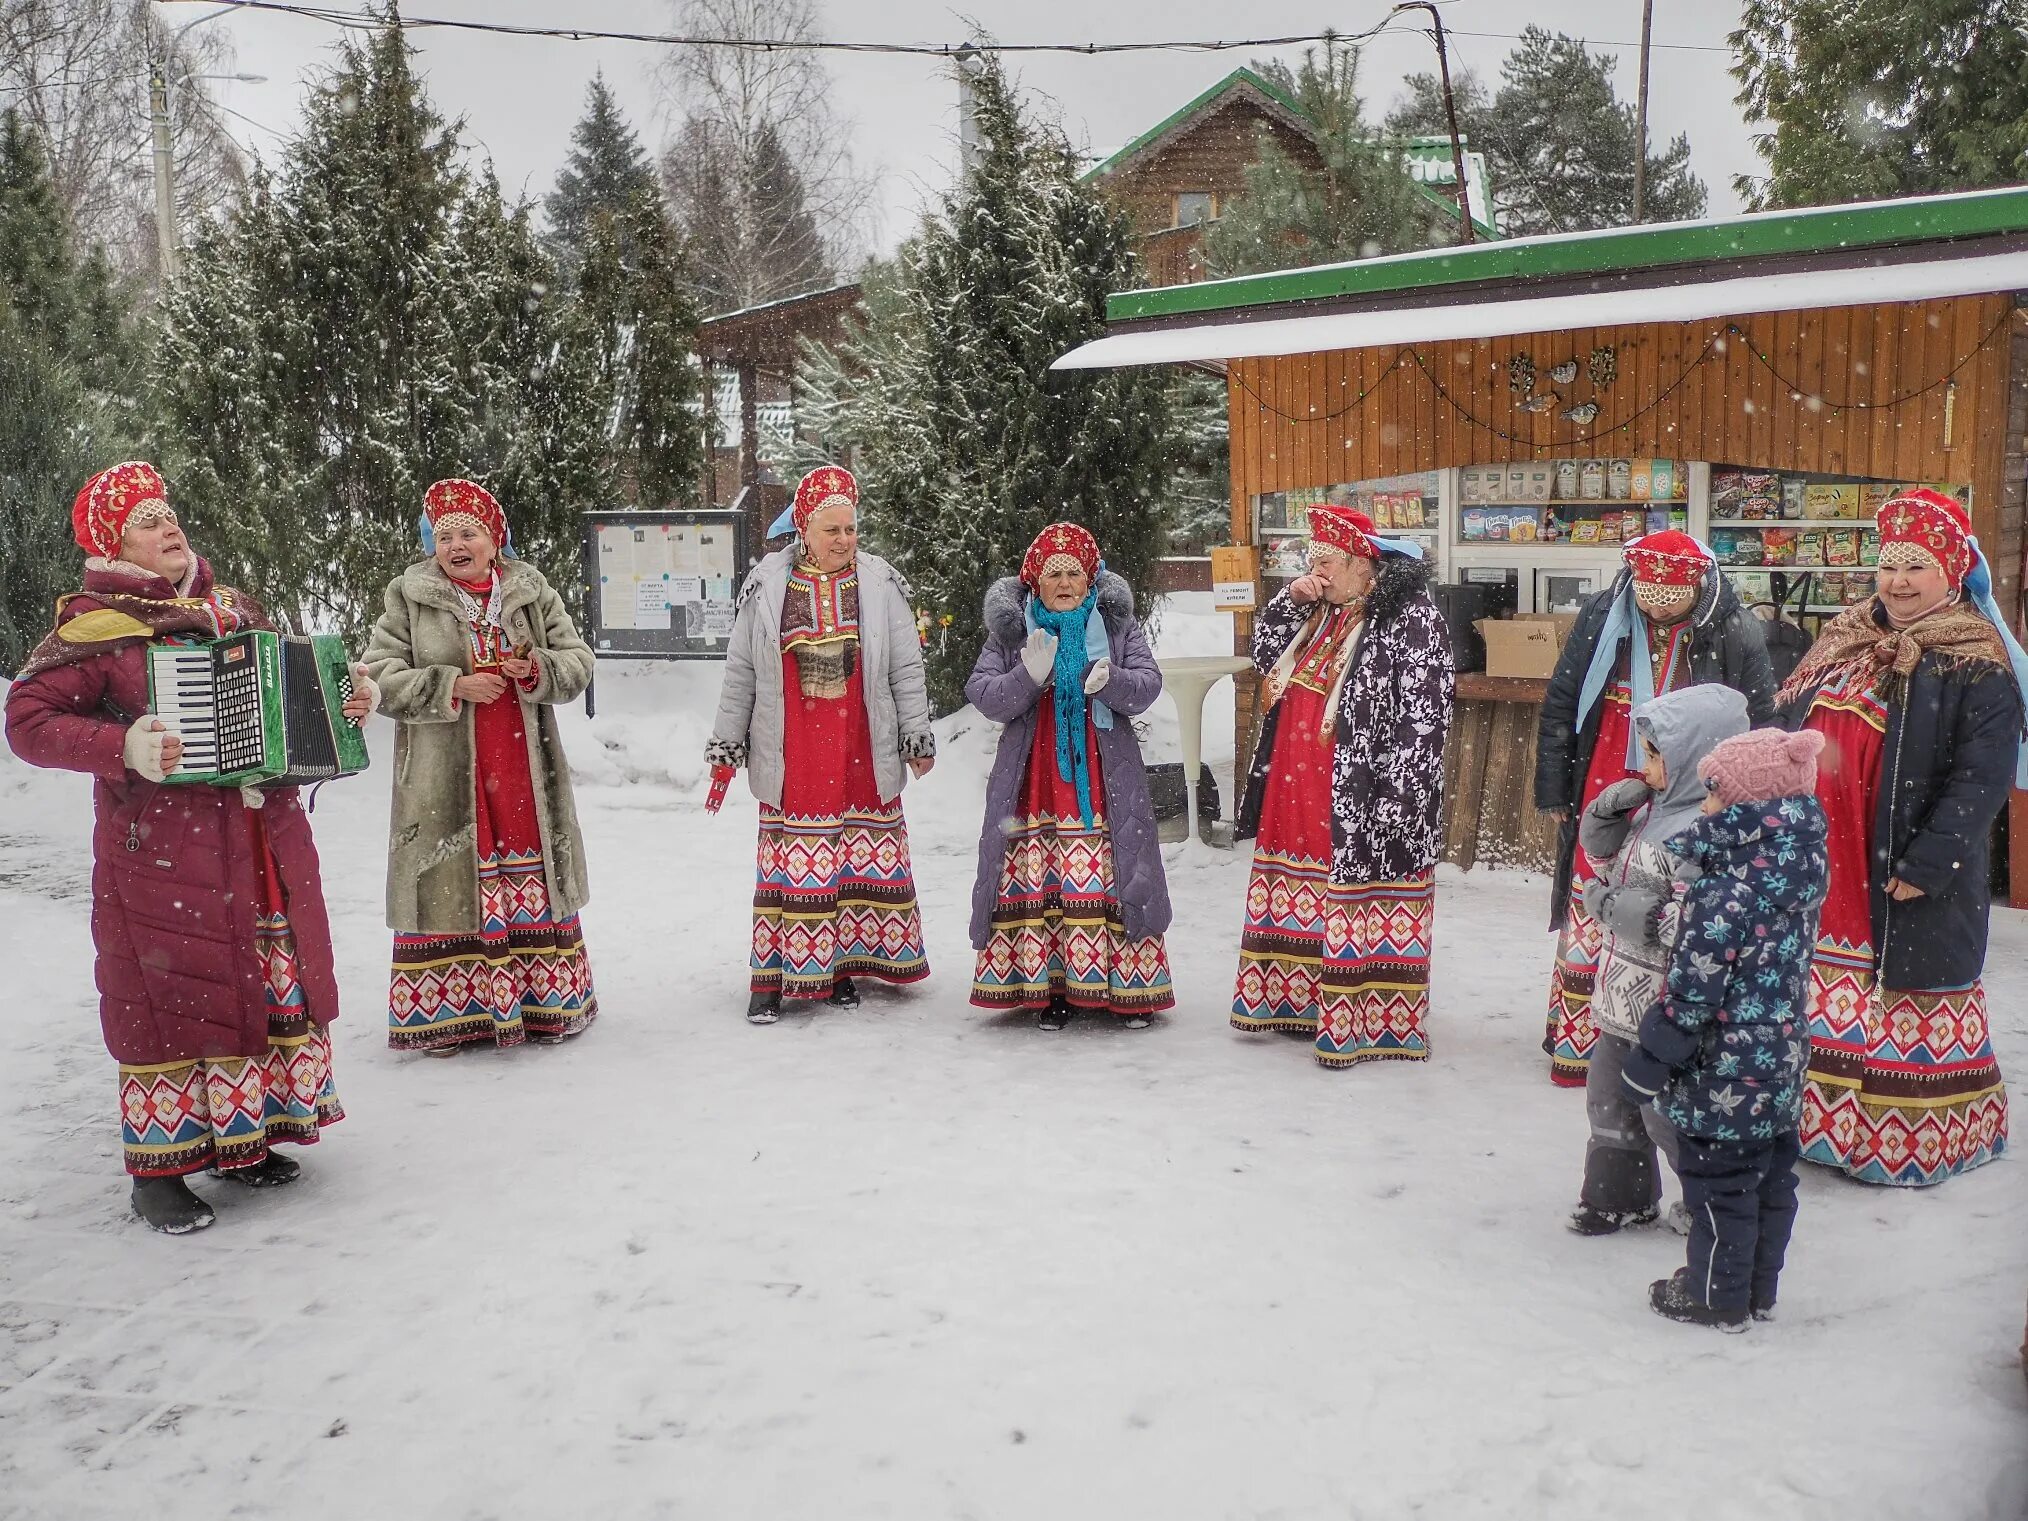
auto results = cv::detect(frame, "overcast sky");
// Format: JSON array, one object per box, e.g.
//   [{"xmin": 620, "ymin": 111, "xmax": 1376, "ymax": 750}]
[{"xmin": 185, "ymin": 0, "xmax": 1762, "ymax": 255}]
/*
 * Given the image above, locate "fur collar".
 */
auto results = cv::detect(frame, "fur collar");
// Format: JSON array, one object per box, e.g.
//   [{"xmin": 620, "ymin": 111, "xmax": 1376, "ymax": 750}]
[
  {"xmin": 400, "ymin": 555, "xmax": 545, "ymax": 613},
  {"xmin": 1364, "ymin": 554, "xmax": 1435, "ymax": 627},
  {"xmin": 983, "ymin": 572, "xmax": 1133, "ymax": 646}
]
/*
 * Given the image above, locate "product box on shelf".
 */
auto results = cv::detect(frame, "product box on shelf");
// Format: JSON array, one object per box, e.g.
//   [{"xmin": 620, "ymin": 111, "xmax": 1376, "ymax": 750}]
[
  {"xmin": 1804, "ymin": 483, "xmax": 1860, "ymax": 520},
  {"xmin": 1570, "ymin": 518, "xmax": 1602, "ymax": 545},
  {"xmin": 1711, "ymin": 470, "xmax": 1747, "ymax": 508}
]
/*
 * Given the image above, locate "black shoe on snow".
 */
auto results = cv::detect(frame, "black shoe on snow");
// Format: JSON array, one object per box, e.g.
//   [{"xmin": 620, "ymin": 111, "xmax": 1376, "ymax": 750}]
[
  {"xmin": 826, "ymin": 978, "xmax": 861, "ymax": 1009},
  {"xmin": 1649, "ymin": 1270, "xmax": 1748, "ymax": 1331},
  {"xmin": 215, "ymin": 1152, "xmax": 301, "ymax": 1188},
  {"xmin": 1037, "ymin": 999, "xmax": 1071, "ymax": 1031},
  {"xmin": 747, "ymin": 990, "xmax": 782, "ymax": 1025},
  {"xmin": 421, "ymin": 1043, "xmax": 462, "ymax": 1059},
  {"xmin": 131, "ymin": 1176, "xmax": 215, "ymax": 1235},
  {"xmin": 1750, "ymin": 1299, "xmax": 1777, "ymax": 1323},
  {"xmin": 1566, "ymin": 1202, "xmax": 1660, "ymax": 1237}
]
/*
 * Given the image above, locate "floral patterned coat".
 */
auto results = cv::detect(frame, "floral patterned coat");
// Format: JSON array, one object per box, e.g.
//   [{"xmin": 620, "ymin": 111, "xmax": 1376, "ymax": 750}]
[
  {"xmin": 1237, "ymin": 557, "xmax": 1456, "ymax": 885},
  {"xmin": 1620, "ymin": 796, "xmax": 1829, "ymax": 1141}
]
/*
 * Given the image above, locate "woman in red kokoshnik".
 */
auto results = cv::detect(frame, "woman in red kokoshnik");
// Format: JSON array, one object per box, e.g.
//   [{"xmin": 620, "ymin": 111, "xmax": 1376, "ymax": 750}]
[
  {"xmin": 364, "ymin": 479, "xmax": 599, "ymax": 1055},
  {"xmin": 707, "ymin": 466, "xmax": 936, "ymax": 1024},
  {"xmin": 5, "ymin": 464, "xmax": 370, "ymax": 1233},
  {"xmin": 1778, "ymin": 487, "xmax": 2023, "ymax": 1186}
]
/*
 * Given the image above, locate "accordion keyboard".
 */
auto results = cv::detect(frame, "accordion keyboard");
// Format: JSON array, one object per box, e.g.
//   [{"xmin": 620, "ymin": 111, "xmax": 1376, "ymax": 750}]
[{"xmin": 148, "ymin": 646, "xmax": 219, "ymax": 774}]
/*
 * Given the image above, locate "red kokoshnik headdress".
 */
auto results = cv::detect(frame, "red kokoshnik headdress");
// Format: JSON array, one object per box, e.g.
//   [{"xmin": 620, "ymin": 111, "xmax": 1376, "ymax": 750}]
[
  {"xmin": 1622, "ymin": 529, "xmax": 1711, "ymax": 587},
  {"xmin": 1021, "ymin": 521, "xmax": 1102, "ymax": 587},
  {"xmin": 793, "ymin": 465, "xmax": 858, "ymax": 534},
  {"xmin": 73, "ymin": 461, "xmax": 171, "ymax": 557},
  {"xmin": 423, "ymin": 478, "xmax": 509, "ymax": 548},
  {"xmin": 1876, "ymin": 485, "xmax": 1974, "ymax": 584},
  {"xmin": 1306, "ymin": 502, "xmax": 1381, "ymax": 561}
]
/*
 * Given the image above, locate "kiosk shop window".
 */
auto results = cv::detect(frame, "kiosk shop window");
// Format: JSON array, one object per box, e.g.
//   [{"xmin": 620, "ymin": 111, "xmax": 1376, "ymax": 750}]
[
  {"xmin": 1253, "ymin": 472, "xmax": 1440, "ymax": 580},
  {"xmin": 1457, "ymin": 458, "xmax": 1687, "ymax": 548}
]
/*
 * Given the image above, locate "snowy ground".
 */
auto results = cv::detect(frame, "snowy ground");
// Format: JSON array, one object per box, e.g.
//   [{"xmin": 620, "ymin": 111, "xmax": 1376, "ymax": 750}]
[{"xmin": 1, "ymin": 594, "xmax": 2024, "ymax": 1521}]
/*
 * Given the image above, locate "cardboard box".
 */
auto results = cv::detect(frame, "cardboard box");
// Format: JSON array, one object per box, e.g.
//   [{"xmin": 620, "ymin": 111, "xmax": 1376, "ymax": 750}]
[{"xmin": 1476, "ymin": 614, "xmax": 1574, "ymax": 679}]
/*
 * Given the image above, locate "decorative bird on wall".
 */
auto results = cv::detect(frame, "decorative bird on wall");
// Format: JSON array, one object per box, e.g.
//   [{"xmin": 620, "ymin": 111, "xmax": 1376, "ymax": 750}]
[
  {"xmin": 1549, "ymin": 360, "xmax": 1579, "ymax": 385},
  {"xmin": 1518, "ymin": 392, "xmax": 1559, "ymax": 413},
  {"xmin": 1560, "ymin": 400, "xmax": 1600, "ymax": 425}
]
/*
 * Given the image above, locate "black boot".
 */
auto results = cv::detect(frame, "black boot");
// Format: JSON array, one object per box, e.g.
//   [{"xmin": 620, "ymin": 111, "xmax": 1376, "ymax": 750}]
[
  {"xmin": 826, "ymin": 978, "xmax": 860, "ymax": 1009},
  {"xmin": 1037, "ymin": 997, "xmax": 1071, "ymax": 1031},
  {"xmin": 1649, "ymin": 1269, "xmax": 1748, "ymax": 1332},
  {"xmin": 747, "ymin": 989, "xmax": 782, "ymax": 1025},
  {"xmin": 1570, "ymin": 1147, "xmax": 1660, "ymax": 1235},
  {"xmin": 131, "ymin": 1175, "xmax": 215, "ymax": 1235},
  {"xmin": 214, "ymin": 1152, "xmax": 301, "ymax": 1188}
]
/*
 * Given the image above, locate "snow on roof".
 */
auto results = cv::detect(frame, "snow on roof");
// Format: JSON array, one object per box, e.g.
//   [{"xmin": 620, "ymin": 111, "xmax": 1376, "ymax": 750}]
[{"xmin": 1051, "ymin": 248, "xmax": 2028, "ymax": 370}]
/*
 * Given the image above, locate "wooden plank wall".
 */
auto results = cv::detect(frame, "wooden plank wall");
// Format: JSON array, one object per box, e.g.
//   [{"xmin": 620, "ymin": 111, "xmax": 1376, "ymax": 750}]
[{"xmin": 1225, "ymin": 293, "xmax": 2018, "ymax": 607}]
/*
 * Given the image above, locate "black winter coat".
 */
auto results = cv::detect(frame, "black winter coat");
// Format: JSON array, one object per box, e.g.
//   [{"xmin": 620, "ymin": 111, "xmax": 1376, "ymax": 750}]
[
  {"xmin": 1779, "ymin": 616, "xmax": 2023, "ymax": 991},
  {"xmin": 1534, "ymin": 570, "xmax": 1776, "ymax": 929},
  {"xmin": 1238, "ymin": 557, "xmax": 1455, "ymax": 885}
]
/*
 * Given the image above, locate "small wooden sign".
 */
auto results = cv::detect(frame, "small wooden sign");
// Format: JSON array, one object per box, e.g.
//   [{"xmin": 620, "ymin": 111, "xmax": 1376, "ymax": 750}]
[{"xmin": 1208, "ymin": 545, "xmax": 1258, "ymax": 610}]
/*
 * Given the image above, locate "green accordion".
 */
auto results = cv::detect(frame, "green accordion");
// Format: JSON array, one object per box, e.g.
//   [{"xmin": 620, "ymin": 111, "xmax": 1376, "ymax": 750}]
[{"xmin": 146, "ymin": 630, "xmax": 371, "ymax": 787}]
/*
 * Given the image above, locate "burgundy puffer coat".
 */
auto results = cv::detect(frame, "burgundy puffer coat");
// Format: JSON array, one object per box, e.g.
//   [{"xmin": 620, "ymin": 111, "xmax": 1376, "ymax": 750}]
[{"xmin": 4, "ymin": 559, "xmax": 340, "ymax": 1065}]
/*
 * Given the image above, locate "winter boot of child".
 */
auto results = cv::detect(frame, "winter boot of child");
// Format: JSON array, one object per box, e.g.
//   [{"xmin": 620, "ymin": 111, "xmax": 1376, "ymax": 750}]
[
  {"xmin": 131, "ymin": 1175, "xmax": 215, "ymax": 1234},
  {"xmin": 826, "ymin": 978, "xmax": 860, "ymax": 1009},
  {"xmin": 1569, "ymin": 1148, "xmax": 1660, "ymax": 1235},
  {"xmin": 215, "ymin": 1152, "xmax": 301, "ymax": 1188},
  {"xmin": 1649, "ymin": 1269, "xmax": 1748, "ymax": 1332},
  {"xmin": 746, "ymin": 990, "xmax": 781, "ymax": 1025},
  {"xmin": 1750, "ymin": 1299, "xmax": 1778, "ymax": 1323},
  {"xmin": 1037, "ymin": 997, "xmax": 1072, "ymax": 1031}
]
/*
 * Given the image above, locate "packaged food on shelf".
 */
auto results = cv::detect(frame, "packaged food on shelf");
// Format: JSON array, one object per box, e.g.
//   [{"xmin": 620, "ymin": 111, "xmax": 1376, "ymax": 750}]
[
  {"xmin": 1795, "ymin": 531, "xmax": 1826, "ymax": 567},
  {"xmin": 1554, "ymin": 459, "xmax": 1581, "ymax": 499},
  {"xmin": 1630, "ymin": 459, "xmax": 1653, "ymax": 500},
  {"xmin": 1711, "ymin": 469, "xmax": 1747, "ymax": 507},
  {"xmin": 1860, "ymin": 528, "xmax": 1880, "ymax": 566},
  {"xmin": 1803, "ymin": 483, "xmax": 1860, "ymax": 520},
  {"xmin": 1652, "ymin": 459, "xmax": 1679, "ymax": 501},
  {"xmin": 1860, "ymin": 482, "xmax": 1892, "ymax": 516},
  {"xmin": 1743, "ymin": 472, "xmax": 1781, "ymax": 499},
  {"xmin": 1579, "ymin": 459, "xmax": 1606, "ymax": 500},
  {"xmin": 1733, "ymin": 572, "xmax": 1772, "ymax": 606},
  {"xmin": 1782, "ymin": 479, "xmax": 1807, "ymax": 519},
  {"xmin": 1845, "ymin": 575, "xmax": 1872, "ymax": 605},
  {"xmin": 1762, "ymin": 528, "xmax": 1799, "ymax": 564},
  {"xmin": 1739, "ymin": 494, "xmax": 1782, "ymax": 521},
  {"xmin": 1607, "ymin": 459, "xmax": 1633, "ymax": 499},
  {"xmin": 1570, "ymin": 518, "xmax": 1602, "ymax": 545},
  {"xmin": 1461, "ymin": 467, "xmax": 1486, "ymax": 504},
  {"xmin": 1645, "ymin": 509, "xmax": 1671, "ymax": 535},
  {"xmin": 1826, "ymin": 527, "xmax": 1859, "ymax": 566},
  {"xmin": 1619, "ymin": 510, "xmax": 1643, "ymax": 540},
  {"xmin": 1525, "ymin": 465, "xmax": 1554, "ymax": 502},
  {"xmin": 1505, "ymin": 464, "xmax": 1530, "ymax": 501},
  {"xmin": 1510, "ymin": 513, "xmax": 1540, "ymax": 543},
  {"xmin": 1461, "ymin": 507, "xmax": 1489, "ymax": 541}
]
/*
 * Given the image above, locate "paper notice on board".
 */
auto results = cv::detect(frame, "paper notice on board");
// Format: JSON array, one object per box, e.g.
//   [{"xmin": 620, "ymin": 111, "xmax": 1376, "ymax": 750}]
[
  {"xmin": 634, "ymin": 578, "xmax": 673, "ymax": 632},
  {"xmin": 701, "ymin": 599, "xmax": 736, "ymax": 637},
  {"xmin": 669, "ymin": 529, "xmax": 700, "ymax": 575},
  {"xmin": 697, "ymin": 530, "xmax": 735, "ymax": 579},
  {"xmin": 600, "ymin": 577, "xmax": 636, "ymax": 630},
  {"xmin": 669, "ymin": 576, "xmax": 703, "ymax": 606}
]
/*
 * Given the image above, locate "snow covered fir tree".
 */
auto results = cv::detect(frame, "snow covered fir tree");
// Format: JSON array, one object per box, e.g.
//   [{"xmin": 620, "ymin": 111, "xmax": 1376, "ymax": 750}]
[
  {"xmin": 150, "ymin": 22, "xmax": 633, "ymax": 640},
  {"xmin": 796, "ymin": 53, "xmax": 1178, "ymax": 711}
]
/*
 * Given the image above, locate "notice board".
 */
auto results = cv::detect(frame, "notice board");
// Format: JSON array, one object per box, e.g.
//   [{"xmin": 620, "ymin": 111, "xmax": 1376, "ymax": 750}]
[{"xmin": 582, "ymin": 509, "xmax": 750, "ymax": 660}]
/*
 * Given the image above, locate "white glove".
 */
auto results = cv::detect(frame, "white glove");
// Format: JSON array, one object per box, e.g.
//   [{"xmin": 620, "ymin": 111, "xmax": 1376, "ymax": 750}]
[
  {"xmin": 1083, "ymin": 658, "xmax": 1111, "ymax": 696},
  {"xmin": 1020, "ymin": 629, "xmax": 1058, "ymax": 685},
  {"xmin": 239, "ymin": 784, "xmax": 266, "ymax": 810},
  {"xmin": 123, "ymin": 716, "xmax": 172, "ymax": 783}
]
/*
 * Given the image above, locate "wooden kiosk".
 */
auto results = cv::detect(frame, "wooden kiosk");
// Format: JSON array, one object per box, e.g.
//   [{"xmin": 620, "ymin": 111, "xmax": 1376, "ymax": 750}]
[{"xmin": 1055, "ymin": 187, "xmax": 2028, "ymax": 889}]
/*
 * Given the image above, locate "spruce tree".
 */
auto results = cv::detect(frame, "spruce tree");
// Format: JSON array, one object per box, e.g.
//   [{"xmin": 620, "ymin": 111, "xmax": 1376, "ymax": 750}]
[
  {"xmin": 1206, "ymin": 35, "xmax": 1450, "ymax": 277},
  {"xmin": 543, "ymin": 74, "xmax": 660, "ymax": 282},
  {"xmin": 808, "ymin": 54, "xmax": 1176, "ymax": 712},
  {"xmin": 1731, "ymin": 0, "xmax": 2028, "ymax": 209},
  {"xmin": 152, "ymin": 22, "xmax": 610, "ymax": 640},
  {"xmin": 0, "ymin": 109, "xmax": 140, "ymax": 673}
]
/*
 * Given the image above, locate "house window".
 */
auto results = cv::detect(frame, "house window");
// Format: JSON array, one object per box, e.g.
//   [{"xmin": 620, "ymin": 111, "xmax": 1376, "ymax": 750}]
[{"xmin": 1173, "ymin": 191, "xmax": 1218, "ymax": 227}]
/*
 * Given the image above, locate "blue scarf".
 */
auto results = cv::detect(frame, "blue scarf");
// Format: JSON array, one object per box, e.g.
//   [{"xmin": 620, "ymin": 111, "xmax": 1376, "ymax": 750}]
[
  {"xmin": 1026, "ymin": 583, "xmax": 1113, "ymax": 827},
  {"xmin": 1965, "ymin": 540, "xmax": 2028, "ymax": 787},
  {"xmin": 1574, "ymin": 578, "xmax": 1686, "ymax": 772}
]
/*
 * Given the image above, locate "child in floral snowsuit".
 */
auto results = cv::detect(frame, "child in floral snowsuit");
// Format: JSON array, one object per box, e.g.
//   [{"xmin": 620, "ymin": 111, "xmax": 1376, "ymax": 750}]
[{"xmin": 1622, "ymin": 727, "xmax": 1830, "ymax": 1330}]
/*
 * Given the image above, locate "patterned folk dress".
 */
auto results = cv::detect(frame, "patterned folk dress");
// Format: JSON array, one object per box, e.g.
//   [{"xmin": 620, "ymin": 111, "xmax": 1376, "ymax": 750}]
[
  {"xmin": 121, "ymin": 794, "xmax": 344, "ymax": 1175},
  {"xmin": 386, "ymin": 577, "xmax": 598, "ymax": 1050},
  {"xmin": 1798, "ymin": 666, "xmax": 2008, "ymax": 1185},
  {"xmin": 750, "ymin": 562, "xmax": 929, "ymax": 1000},
  {"xmin": 1543, "ymin": 620, "xmax": 1693, "ymax": 1086},
  {"xmin": 1231, "ymin": 607, "xmax": 1436, "ymax": 1067},
  {"xmin": 970, "ymin": 694, "xmax": 1175, "ymax": 1017}
]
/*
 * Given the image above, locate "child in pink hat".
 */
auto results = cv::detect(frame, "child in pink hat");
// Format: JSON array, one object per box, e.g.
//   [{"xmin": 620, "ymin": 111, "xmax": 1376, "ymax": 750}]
[{"xmin": 1620, "ymin": 727, "xmax": 1830, "ymax": 1329}]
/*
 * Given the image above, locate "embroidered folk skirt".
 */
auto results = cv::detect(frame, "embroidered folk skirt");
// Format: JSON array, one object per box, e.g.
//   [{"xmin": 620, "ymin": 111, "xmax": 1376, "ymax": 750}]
[
  {"xmin": 1799, "ymin": 684, "xmax": 2007, "ymax": 1185},
  {"xmin": 1543, "ymin": 682, "xmax": 1641, "ymax": 1086},
  {"xmin": 751, "ymin": 654, "xmax": 928, "ymax": 1001},
  {"xmin": 1231, "ymin": 684, "xmax": 1433, "ymax": 1068},
  {"xmin": 121, "ymin": 832, "xmax": 343, "ymax": 1176},
  {"xmin": 971, "ymin": 700, "xmax": 1173, "ymax": 1017},
  {"xmin": 387, "ymin": 675, "xmax": 597, "ymax": 1051}
]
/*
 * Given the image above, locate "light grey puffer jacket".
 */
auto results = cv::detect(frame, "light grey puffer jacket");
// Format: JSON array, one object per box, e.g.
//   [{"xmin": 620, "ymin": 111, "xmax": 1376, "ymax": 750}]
[
  {"xmin": 1582, "ymin": 684, "xmax": 1751, "ymax": 1042},
  {"xmin": 706, "ymin": 547, "xmax": 935, "ymax": 807}
]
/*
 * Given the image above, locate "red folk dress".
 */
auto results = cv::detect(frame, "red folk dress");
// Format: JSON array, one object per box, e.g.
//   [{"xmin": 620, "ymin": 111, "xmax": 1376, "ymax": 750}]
[
  {"xmin": 1543, "ymin": 619, "xmax": 1692, "ymax": 1085},
  {"xmin": 386, "ymin": 576, "xmax": 597, "ymax": 1050},
  {"xmin": 969, "ymin": 694, "xmax": 1175, "ymax": 1016},
  {"xmin": 749, "ymin": 562, "xmax": 928, "ymax": 1001}
]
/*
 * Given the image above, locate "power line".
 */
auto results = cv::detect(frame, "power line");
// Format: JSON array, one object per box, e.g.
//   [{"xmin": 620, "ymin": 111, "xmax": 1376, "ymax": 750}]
[{"xmin": 153, "ymin": 0, "xmax": 1405, "ymax": 56}]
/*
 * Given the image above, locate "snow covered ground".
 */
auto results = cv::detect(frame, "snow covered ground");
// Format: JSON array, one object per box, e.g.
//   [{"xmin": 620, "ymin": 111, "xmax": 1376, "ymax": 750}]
[{"xmin": 2, "ymin": 594, "xmax": 2024, "ymax": 1521}]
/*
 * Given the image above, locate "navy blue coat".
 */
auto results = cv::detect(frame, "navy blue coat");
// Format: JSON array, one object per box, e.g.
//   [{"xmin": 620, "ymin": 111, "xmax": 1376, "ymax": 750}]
[
  {"xmin": 1622, "ymin": 796, "xmax": 1829, "ymax": 1142},
  {"xmin": 1779, "ymin": 626, "xmax": 2022, "ymax": 991}
]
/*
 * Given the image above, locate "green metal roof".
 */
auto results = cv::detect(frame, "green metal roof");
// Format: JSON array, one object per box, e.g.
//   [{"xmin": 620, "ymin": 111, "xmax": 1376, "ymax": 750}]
[{"xmin": 1106, "ymin": 183, "xmax": 2028, "ymax": 324}]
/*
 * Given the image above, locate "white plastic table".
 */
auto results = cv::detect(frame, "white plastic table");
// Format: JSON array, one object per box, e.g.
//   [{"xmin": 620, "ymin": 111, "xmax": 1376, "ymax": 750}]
[{"xmin": 1156, "ymin": 654, "xmax": 1254, "ymax": 846}]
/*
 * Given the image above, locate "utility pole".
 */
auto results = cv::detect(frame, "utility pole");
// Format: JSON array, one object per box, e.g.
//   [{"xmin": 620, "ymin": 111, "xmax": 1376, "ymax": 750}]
[
  {"xmin": 955, "ymin": 43, "xmax": 989, "ymax": 177},
  {"xmin": 1632, "ymin": 0, "xmax": 1655, "ymax": 222},
  {"xmin": 149, "ymin": 59, "xmax": 179, "ymax": 280},
  {"xmin": 1389, "ymin": 3, "xmax": 1473, "ymax": 244}
]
